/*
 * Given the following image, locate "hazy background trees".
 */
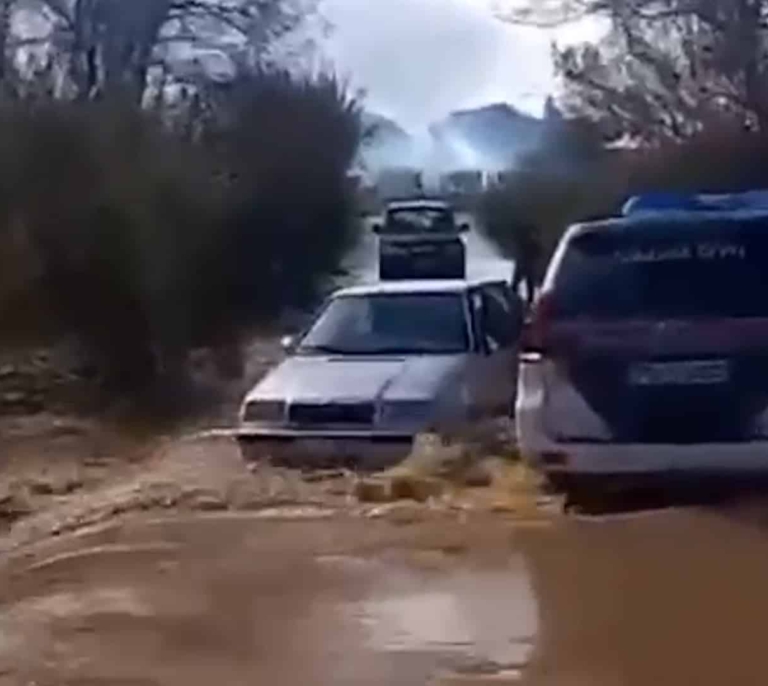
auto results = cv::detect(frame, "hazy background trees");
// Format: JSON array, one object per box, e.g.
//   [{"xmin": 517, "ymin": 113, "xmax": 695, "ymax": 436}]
[
  {"xmin": 483, "ymin": 0, "xmax": 768, "ymax": 269},
  {"xmin": 0, "ymin": 0, "xmax": 320, "ymax": 100},
  {"xmin": 499, "ymin": 0, "xmax": 768, "ymax": 142}
]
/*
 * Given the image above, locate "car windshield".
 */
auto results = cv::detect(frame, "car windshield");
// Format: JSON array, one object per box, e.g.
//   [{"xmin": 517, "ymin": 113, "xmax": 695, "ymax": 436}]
[
  {"xmin": 552, "ymin": 219, "xmax": 768, "ymax": 319},
  {"xmin": 382, "ymin": 208, "xmax": 455, "ymax": 235},
  {"xmin": 297, "ymin": 292, "xmax": 469, "ymax": 355}
]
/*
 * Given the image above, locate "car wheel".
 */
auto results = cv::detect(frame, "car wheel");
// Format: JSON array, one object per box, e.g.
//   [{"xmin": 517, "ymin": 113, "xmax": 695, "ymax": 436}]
[
  {"xmin": 555, "ymin": 475, "xmax": 632, "ymax": 514},
  {"xmin": 546, "ymin": 472, "xmax": 596, "ymax": 502},
  {"xmin": 451, "ymin": 254, "xmax": 466, "ymax": 278},
  {"xmin": 237, "ymin": 438, "xmax": 263, "ymax": 468},
  {"xmin": 379, "ymin": 260, "xmax": 400, "ymax": 280},
  {"xmin": 507, "ymin": 396, "xmax": 517, "ymax": 419}
]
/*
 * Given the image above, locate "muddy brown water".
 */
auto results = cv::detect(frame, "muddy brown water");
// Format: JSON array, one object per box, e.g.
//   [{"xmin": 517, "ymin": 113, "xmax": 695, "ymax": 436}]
[{"xmin": 4, "ymin": 502, "xmax": 768, "ymax": 685}]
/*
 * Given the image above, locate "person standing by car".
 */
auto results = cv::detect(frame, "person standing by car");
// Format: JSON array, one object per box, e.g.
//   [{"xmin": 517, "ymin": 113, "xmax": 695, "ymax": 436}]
[
  {"xmin": 511, "ymin": 224, "xmax": 543, "ymax": 306},
  {"xmin": 415, "ymin": 173, "xmax": 426, "ymax": 198}
]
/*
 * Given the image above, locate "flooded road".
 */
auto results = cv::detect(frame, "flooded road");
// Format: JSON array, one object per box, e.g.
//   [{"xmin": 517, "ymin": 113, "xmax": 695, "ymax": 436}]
[
  {"xmin": 0, "ymin": 515, "xmax": 537, "ymax": 686},
  {"xmin": 5, "ymin": 502, "xmax": 768, "ymax": 685},
  {"xmin": 522, "ymin": 504, "xmax": 768, "ymax": 686}
]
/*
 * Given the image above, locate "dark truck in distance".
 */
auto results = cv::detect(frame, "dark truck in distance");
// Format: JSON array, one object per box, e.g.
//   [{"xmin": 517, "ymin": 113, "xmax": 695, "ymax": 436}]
[{"xmin": 372, "ymin": 199, "xmax": 470, "ymax": 280}]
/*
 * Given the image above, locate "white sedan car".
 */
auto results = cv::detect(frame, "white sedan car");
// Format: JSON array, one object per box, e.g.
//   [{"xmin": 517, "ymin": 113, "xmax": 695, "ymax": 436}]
[{"xmin": 238, "ymin": 278, "xmax": 522, "ymax": 470}]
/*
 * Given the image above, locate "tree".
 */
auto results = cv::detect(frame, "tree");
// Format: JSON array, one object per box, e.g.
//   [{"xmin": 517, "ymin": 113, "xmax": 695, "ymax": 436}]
[
  {"xmin": 498, "ymin": 0, "xmax": 768, "ymax": 143},
  {"xmin": 7, "ymin": 0, "xmax": 316, "ymax": 102},
  {"xmin": 0, "ymin": 67, "xmax": 364, "ymax": 397},
  {"xmin": 0, "ymin": 0, "xmax": 10, "ymax": 84}
]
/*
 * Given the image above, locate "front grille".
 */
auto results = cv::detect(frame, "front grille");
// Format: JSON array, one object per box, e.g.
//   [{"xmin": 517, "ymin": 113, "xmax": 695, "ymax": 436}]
[{"xmin": 289, "ymin": 402, "xmax": 375, "ymax": 426}]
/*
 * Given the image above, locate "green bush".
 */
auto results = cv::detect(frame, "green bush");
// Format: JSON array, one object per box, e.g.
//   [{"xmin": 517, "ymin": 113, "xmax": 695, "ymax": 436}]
[
  {"xmin": 479, "ymin": 165, "xmax": 624, "ymax": 282},
  {"xmin": 624, "ymin": 128, "xmax": 768, "ymax": 194},
  {"xmin": 478, "ymin": 126, "xmax": 768, "ymax": 286},
  {"xmin": 0, "ymin": 70, "xmax": 363, "ymax": 399},
  {"xmin": 204, "ymin": 71, "xmax": 363, "ymax": 324}
]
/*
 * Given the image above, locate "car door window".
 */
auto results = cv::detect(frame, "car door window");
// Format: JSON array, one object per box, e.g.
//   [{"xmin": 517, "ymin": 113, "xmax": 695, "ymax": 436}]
[
  {"xmin": 469, "ymin": 290, "xmax": 484, "ymax": 352},
  {"xmin": 479, "ymin": 284, "xmax": 518, "ymax": 352}
]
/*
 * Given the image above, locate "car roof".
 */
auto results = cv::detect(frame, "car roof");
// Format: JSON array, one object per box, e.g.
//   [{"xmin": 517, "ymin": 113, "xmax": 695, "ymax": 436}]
[
  {"xmin": 386, "ymin": 199, "xmax": 451, "ymax": 211},
  {"xmin": 569, "ymin": 209, "xmax": 768, "ymax": 238},
  {"xmin": 332, "ymin": 277, "xmax": 507, "ymax": 298}
]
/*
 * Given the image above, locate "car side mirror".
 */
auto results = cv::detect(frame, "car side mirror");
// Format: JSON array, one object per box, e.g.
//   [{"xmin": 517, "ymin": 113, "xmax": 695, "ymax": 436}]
[
  {"xmin": 458, "ymin": 222, "xmax": 470, "ymax": 233},
  {"xmin": 280, "ymin": 335, "xmax": 296, "ymax": 352},
  {"xmin": 371, "ymin": 222, "xmax": 383, "ymax": 234}
]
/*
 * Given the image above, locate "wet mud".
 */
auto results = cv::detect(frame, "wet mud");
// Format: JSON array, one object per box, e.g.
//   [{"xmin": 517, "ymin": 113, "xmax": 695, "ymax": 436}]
[
  {"xmin": 0, "ymin": 515, "xmax": 537, "ymax": 686},
  {"xmin": 4, "ymin": 494, "xmax": 768, "ymax": 685}
]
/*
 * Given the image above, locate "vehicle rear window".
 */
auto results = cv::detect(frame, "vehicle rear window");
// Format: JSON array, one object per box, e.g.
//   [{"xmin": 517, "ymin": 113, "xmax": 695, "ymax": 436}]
[
  {"xmin": 383, "ymin": 208, "xmax": 455, "ymax": 235},
  {"xmin": 551, "ymin": 219, "xmax": 768, "ymax": 319}
]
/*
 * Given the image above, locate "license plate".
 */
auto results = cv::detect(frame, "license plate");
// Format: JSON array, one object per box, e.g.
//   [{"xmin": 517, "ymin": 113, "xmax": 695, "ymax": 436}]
[
  {"xmin": 408, "ymin": 259, "xmax": 440, "ymax": 275},
  {"xmin": 302, "ymin": 439, "xmax": 341, "ymax": 456},
  {"xmin": 628, "ymin": 360, "xmax": 730, "ymax": 386},
  {"xmin": 302, "ymin": 439, "xmax": 371, "ymax": 458}
]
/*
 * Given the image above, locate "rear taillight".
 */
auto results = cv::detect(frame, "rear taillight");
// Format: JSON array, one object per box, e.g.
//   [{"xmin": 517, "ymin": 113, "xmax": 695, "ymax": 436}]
[{"xmin": 520, "ymin": 290, "xmax": 555, "ymax": 356}]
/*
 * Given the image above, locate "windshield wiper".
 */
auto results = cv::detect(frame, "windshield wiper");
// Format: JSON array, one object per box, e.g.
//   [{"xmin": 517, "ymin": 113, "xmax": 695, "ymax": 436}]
[
  {"xmin": 297, "ymin": 344, "xmax": 351, "ymax": 355},
  {"xmin": 362, "ymin": 345, "xmax": 461, "ymax": 355},
  {"xmin": 299, "ymin": 344, "xmax": 464, "ymax": 356}
]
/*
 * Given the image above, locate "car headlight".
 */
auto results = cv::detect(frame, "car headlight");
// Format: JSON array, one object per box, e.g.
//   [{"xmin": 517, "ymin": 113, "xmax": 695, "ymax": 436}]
[
  {"xmin": 241, "ymin": 400, "xmax": 286, "ymax": 423},
  {"xmin": 378, "ymin": 401, "xmax": 435, "ymax": 428}
]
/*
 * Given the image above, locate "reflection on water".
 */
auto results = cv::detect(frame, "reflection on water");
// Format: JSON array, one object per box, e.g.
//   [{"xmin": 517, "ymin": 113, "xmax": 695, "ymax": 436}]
[
  {"xmin": 518, "ymin": 506, "xmax": 768, "ymax": 686},
  {"xmin": 359, "ymin": 591, "xmax": 484, "ymax": 650},
  {"xmin": 321, "ymin": 555, "xmax": 538, "ymax": 682},
  {"xmin": 0, "ymin": 528, "xmax": 540, "ymax": 686},
  {"xmin": 13, "ymin": 504, "xmax": 768, "ymax": 686},
  {"xmin": 20, "ymin": 587, "xmax": 153, "ymax": 618}
]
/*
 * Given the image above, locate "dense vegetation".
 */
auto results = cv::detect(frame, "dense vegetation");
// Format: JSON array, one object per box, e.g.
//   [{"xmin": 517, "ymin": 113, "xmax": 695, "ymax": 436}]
[
  {"xmin": 483, "ymin": 0, "xmax": 768, "ymax": 273},
  {"xmin": 0, "ymin": 0, "xmax": 364, "ymax": 408}
]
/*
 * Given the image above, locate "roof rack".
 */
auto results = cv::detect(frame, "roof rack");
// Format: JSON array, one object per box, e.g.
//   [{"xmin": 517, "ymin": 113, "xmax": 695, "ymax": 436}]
[{"xmin": 622, "ymin": 190, "xmax": 768, "ymax": 216}]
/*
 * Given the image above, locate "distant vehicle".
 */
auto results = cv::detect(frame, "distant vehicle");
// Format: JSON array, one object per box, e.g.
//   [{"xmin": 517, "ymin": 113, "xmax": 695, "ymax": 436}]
[
  {"xmin": 516, "ymin": 191, "xmax": 768, "ymax": 498},
  {"xmin": 238, "ymin": 278, "xmax": 523, "ymax": 470},
  {"xmin": 440, "ymin": 170, "xmax": 484, "ymax": 196},
  {"xmin": 373, "ymin": 199, "xmax": 470, "ymax": 280},
  {"xmin": 374, "ymin": 167, "xmax": 424, "ymax": 202},
  {"xmin": 486, "ymin": 171, "xmax": 515, "ymax": 189}
]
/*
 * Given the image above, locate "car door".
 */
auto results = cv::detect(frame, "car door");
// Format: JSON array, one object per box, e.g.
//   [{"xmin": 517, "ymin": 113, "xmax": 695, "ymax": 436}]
[{"xmin": 466, "ymin": 283, "xmax": 523, "ymax": 417}]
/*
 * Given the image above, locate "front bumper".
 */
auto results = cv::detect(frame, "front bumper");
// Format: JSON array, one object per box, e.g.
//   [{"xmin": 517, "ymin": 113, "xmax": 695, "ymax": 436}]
[{"xmin": 236, "ymin": 426, "xmax": 414, "ymax": 471}]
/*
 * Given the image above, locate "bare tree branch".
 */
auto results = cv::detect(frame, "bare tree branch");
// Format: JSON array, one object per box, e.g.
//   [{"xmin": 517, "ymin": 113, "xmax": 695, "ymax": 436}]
[
  {"xmin": 9, "ymin": 0, "xmax": 316, "ymax": 102},
  {"xmin": 509, "ymin": 0, "xmax": 768, "ymax": 141}
]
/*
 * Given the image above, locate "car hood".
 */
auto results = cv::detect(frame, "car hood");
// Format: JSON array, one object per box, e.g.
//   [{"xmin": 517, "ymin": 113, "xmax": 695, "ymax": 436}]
[{"xmin": 245, "ymin": 354, "xmax": 466, "ymax": 405}]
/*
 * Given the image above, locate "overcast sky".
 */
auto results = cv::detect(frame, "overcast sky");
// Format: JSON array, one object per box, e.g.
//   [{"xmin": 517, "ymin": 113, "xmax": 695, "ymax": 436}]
[{"xmin": 321, "ymin": 0, "xmax": 603, "ymax": 130}]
